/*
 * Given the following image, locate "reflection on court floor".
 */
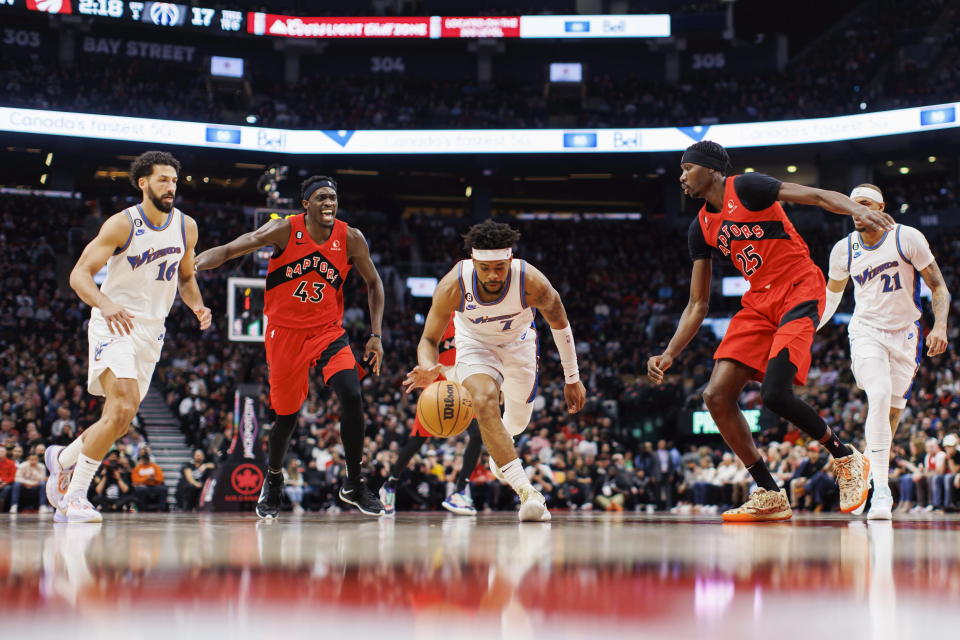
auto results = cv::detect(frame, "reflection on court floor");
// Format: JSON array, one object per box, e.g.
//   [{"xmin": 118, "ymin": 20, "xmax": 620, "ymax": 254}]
[{"xmin": 2, "ymin": 513, "xmax": 959, "ymax": 639}]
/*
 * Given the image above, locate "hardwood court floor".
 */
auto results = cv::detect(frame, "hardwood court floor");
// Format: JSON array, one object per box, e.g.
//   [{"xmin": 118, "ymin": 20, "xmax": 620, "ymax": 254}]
[{"xmin": 2, "ymin": 511, "xmax": 959, "ymax": 639}]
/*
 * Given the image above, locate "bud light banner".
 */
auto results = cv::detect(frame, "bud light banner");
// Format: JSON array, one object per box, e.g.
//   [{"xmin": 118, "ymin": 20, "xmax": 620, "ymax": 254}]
[{"xmin": 201, "ymin": 396, "xmax": 266, "ymax": 511}]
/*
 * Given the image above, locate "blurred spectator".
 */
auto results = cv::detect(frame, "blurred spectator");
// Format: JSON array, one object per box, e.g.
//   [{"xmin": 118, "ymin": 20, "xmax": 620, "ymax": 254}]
[
  {"xmin": 131, "ymin": 449, "xmax": 168, "ymax": 512},
  {"xmin": 10, "ymin": 448, "xmax": 48, "ymax": 513},
  {"xmin": 176, "ymin": 449, "xmax": 214, "ymax": 512},
  {"xmin": 92, "ymin": 450, "xmax": 138, "ymax": 512}
]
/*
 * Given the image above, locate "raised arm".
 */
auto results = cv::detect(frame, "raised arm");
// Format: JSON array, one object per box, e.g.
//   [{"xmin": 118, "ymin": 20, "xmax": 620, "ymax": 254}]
[
  {"xmin": 194, "ymin": 217, "xmax": 289, "ymax": 271},
  {"xmin": 523, "ymin": 263, "xmax": 586, "ymax": 414},
  {"xmin": 69, "ymin": 212, "xmax": 136, "ymax": 335},
  {"xmin": 403, "ymin": 268, "xmax": 461, "ymax": 392},
  {"xmin": 347, "ymin": 227, "xmax": 385, "ymax": 374},
  {"xmin": 177, "ymin": 215, "xmax": 211, "ymax": 330},
  {"xmin": 776, "ymin": 182, "xmax": 895, "ymax": 232},
  {"xmin": 647, "ymin": 258, "xmax": 712, "ymax": 384},
  {"xmin": 919, "ymin": 259, "xmax": 950, "ymax": 356}
]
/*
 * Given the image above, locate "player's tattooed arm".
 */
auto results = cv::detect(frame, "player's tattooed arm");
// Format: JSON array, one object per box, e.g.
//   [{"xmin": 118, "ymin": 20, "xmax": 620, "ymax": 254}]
[
  {"xmin": 522, "ymin": 263, "xmax": 570, "ymax": 330},
  {"xmin": 69, "ymin": 212, "xmax": 136, "ymax": 335},
  {"xmin": 648, "ymin": 259, "xmax": 712, "ymax": 385},
  {"xmin": 347, "ymin": 227, "xmax": 385, "ymax": 374},
  {"xmin": 776, "ymin": 183, "xmax": 895, "ymax": 232},
  {"xmin": 178, "ymin": 215, "xmax": 212, "ymax": 331},
  {"xmin": 404, "ymin": 268, "xmax": 460, "ymax": 392},
  {"xmin": 523, "ymin": 264, "xmax": 586, "ymax": 413},
  {"xmin": 920, "ymin": 259, "xmax": 950, "ymax": 357},
  {"xmin": 194, "ymin": 217, "xmax": 289, "ymax": 271}
]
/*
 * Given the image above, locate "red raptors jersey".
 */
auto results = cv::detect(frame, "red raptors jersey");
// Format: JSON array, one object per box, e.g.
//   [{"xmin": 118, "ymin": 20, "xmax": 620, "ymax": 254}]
[
  {"xmin": 697, "ymin": 176, "xmax": 816, "ymax": 289},
  {"xmin": 438, "ymin": 313, "xmax": 456, "ymax": 367},
  {"xmin": 265, "ymin": 215, "xmax": 351, "ymax": 329}
]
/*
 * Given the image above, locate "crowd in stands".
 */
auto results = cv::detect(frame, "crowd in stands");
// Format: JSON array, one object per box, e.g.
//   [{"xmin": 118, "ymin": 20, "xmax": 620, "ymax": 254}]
[
  {"xmin": 2, "ymin": 1, "xmax": 956, "ymax": 129},
  {"xmin": 1, "ymin": 160, "xmax": 959, "ymax": 515}
]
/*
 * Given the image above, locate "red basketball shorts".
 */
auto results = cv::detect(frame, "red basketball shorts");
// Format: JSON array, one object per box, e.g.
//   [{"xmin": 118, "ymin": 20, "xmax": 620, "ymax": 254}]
[
  {"xmin": 265, "ymin": 325, "xmax": 357, "ymax": 415},
  {"xmin": 714, "ymin": 267, "xmax": 826, "ymax": 386},
  {"xmin": 410, "ymin": 373, "xmax": 447, "ymax": 438}
]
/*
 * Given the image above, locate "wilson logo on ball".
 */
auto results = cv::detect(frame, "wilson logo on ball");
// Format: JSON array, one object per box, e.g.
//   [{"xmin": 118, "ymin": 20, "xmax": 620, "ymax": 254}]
[{"xmin": 417, "ymin": 380, "xmax": 474, "ymax": 438}]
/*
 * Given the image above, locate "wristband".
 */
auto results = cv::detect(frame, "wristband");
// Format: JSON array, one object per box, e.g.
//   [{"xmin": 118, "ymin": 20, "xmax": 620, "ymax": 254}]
[
  {"xmin": 551, "ymin": 324, "xmax": 580, "ymax": 384},
  {"xmin": 370, "ymin": 333, "xmax": 381, "ymax": 340}
]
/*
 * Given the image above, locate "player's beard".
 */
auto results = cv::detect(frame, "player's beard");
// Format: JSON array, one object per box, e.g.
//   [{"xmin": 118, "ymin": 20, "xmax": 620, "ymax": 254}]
[
  {"xmin": 149, "ymin": 186, "xmax": 175, "ymax": 213},
  {"xmin": 480, "ymin": 280, "xmax": 504, "ymax": 294}
]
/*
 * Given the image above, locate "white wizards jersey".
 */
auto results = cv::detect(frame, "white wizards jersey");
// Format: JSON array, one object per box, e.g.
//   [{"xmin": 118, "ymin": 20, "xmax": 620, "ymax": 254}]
[
  {"xmin": 828, "ymin": 224, "xmax": 935, "ymax": 331},
  {"xmin": 454, "ymin": 259, "xmax": 536, "ymax": 344},
  {"xmin": 93, "ymin": 205, "xmax": 187, "ymax": 324}
]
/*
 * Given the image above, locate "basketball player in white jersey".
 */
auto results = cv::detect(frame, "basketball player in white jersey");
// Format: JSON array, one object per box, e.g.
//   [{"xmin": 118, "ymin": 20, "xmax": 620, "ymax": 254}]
[
  {"xmin": 819, "ymin": 183, "xmax": 950, "ymax": 519},
  {"xmin": 403, "ymin": 219, "xmax": 586, "ymax": 522},
  {"xmin": 44, "ymin": 151, "xmax": 211, "ymax": 523}
]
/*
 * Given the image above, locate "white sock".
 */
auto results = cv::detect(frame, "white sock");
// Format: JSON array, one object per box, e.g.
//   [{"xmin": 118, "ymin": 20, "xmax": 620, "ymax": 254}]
[
  {"xmin": 858, "ymin": 358, "xmax": 893, "ymax": 490},
  {"xmin": 66, "ymin": 454, "xmax": 101, "ymax": 498},
  {"xmin": 499, "ymin": 459, "xmax": 533, "ymax": 494},
  {"xmin": 57, "ymin": 435, "xmax": 86, "ymax": 470}
]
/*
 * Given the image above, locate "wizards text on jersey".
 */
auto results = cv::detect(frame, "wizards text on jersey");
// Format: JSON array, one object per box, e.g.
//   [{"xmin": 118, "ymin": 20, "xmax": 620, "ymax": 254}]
[
  {"xmin": 127, "ymin": 246, "xmax": 183, "ymax": 270},
  {"xmin": 853, "ymin": 260, "xmax": 899, "ymax": 286}
]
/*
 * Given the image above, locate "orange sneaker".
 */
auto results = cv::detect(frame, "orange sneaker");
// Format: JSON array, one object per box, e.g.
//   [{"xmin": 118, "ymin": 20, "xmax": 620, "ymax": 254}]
[
  {"xmin": 834, "ymin": 447, "xmax": 871, "ymax": 513},
  {"xmin": 722, "ymin": 488, "xmax": 792, "ymax": 522}
]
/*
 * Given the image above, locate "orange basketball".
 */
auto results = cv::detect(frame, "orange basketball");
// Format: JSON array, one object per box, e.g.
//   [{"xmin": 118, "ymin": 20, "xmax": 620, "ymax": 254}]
[{"xmin": 416, "ymin": 380, "xmax": 474, "ymax": 438}]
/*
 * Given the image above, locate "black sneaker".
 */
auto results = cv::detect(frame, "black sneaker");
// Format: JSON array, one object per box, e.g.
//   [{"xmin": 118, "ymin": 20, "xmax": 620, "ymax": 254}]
[
  {"xmin": 256, "ymin": 470, "xmax": 284, "ymax": 520},
  {"xmin": 339, "ymin": 477, "xmax": 385, "ymax": 516}
]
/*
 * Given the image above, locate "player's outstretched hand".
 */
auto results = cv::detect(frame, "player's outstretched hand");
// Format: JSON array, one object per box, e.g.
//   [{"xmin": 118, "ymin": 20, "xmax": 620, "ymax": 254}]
[
  {"xmin": 100, "ymin": 299, "xmax": 135, "ymax": 335},
  {"xmin": 851, "ymin": 206, "xmax": 896, "ymax": 232},
  {"xmin": 193, "ymin": 306, "xmax": 212, "ymax": 330},
  {"xmin": 926, "ymin": 327, "xmax": 948, "ymax": 357},
  {"xmin": 564, "ymin": 381, "xmax": 586, "ymax": 414},
  {"xmin": 364, "ymin": 335, "xmax": 383, "ymax": 375},
  {"xmin": 647, "ymin": 353, "xmax": 674, "ymax": 385},
  {"xmin": 403, "ymin": 364, "xmax": 443, "ymax": 393}
]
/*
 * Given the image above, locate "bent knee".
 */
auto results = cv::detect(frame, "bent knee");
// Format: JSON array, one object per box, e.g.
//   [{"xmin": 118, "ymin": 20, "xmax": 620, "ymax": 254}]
[
  {"xmin": 702, "ymin": 386, "xmax": 735, "ymax": 412},
  {"xmin": 760, "ymin": 385, "xmax": 792, "ymax": 412}
]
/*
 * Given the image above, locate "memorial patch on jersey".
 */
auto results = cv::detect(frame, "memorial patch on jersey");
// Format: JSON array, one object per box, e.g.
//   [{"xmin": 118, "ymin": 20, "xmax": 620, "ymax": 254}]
[{"xmin": 265, "ymin": 250, "xmax": 344, "ymax": 291}]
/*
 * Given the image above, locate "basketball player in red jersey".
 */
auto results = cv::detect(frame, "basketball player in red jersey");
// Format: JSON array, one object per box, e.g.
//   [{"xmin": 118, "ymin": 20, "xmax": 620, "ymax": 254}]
[
  {"xmin": 647, "ymin": 141, "xmax": 896, "ymax": 521},
  {"xmin": 196, "ymin": 176, "xmax": 385, "ymax": 517},
  {"xmin": 379, "ymin": 313, "xmax": 484, "ymax": 516}
]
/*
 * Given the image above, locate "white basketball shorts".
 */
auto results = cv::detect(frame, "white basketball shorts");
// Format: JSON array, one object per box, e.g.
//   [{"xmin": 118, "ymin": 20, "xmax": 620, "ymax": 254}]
[
  {"xmin": 87, "ymin": 316, "xmax": 165, "ymax": 401},
  {"xmin": 450, "ymin": 328, "xmax": 539, "ymax": 436},
  {"xmin": 849, "ymin": 319, "xmax": 922, "ymax": 410}
]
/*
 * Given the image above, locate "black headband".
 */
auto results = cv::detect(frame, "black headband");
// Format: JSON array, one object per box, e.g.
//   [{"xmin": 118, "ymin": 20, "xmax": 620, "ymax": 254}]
[
  {"xmin": 681, "ymin": 149, "xmax": 728, "ymax": 173},
  {"xmin": 303, "ymin": 179, "xmax": 337, "ymax": 201}
]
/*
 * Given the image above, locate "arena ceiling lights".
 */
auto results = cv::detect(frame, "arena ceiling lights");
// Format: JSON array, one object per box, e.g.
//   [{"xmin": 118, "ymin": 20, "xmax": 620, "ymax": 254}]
[{"xmin": 1, "ymin": 104, "xmax": 956, "ymax": 155}]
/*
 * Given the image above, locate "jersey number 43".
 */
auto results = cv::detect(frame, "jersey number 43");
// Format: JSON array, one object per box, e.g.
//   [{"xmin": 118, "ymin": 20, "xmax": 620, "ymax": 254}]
[{"xmin": 292, "ymin": 281, "xmax": 325, "ymax": 303}]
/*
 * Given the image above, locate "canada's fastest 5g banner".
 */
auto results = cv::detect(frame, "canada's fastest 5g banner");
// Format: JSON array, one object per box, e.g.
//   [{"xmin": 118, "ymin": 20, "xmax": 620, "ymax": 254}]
[{"xmin": 0, "ymin": 103, "xmax": 956, "ymax": 155}]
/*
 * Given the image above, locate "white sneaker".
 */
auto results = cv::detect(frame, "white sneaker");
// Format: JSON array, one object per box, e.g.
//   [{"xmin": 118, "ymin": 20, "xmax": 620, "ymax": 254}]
[
  {"xmin": 39, "ymin": 505, "xmax": 52, "ymax": 514},
  {"xmin": 292, "ymin": 505, "xmax": 305, "ymax": 515},
  {"xmin": 45, "ymin": 445, "xmax": 73, "ymax": 516},
  {"xmin": 442, "ymin": 490, "xmax": 477, "ymax": 516},
  {"xmin": 379, "ymin": 483, "xmax": 396, "ymax": 516},
  {"xmin": 488, "ymin": 456, "xmax": 505, "ymax": 482},
  {"xmin": 9, "ymin": 504, "xmax": 17, "ymax": 514},
  {"xmin": 867, "ymin": 487, "xmax": 894, "ymax": 520},
  {"xmin": 517, "ymin": 486, "xmax": 551, "ymax": 522},
  {"xmin": 55, "ymin": 491, "xmax": 103, "ymax": 524}
]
